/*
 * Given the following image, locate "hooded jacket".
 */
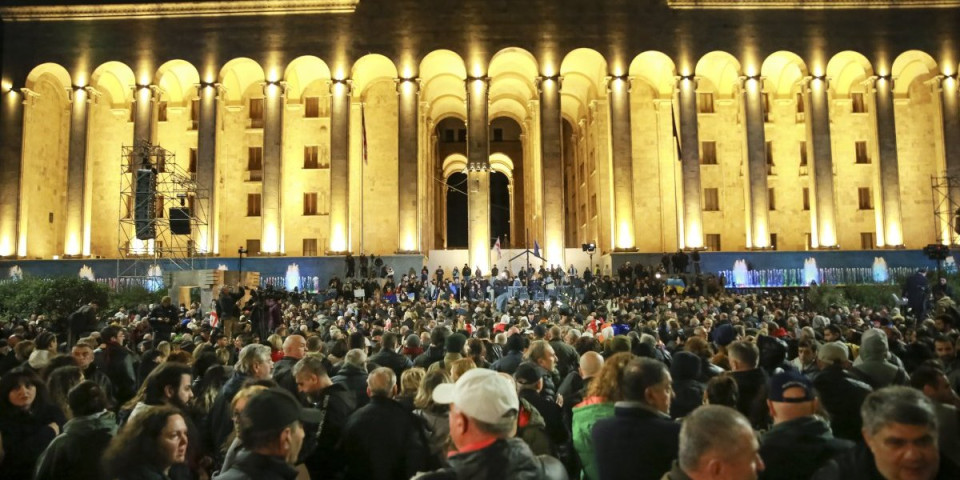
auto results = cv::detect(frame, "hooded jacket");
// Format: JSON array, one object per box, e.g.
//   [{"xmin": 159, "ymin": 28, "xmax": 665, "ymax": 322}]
[
  {"xmin": 851, "ymin": 329, "xmax": 908, "ymax": 389},
  {"xmin": 759, "ymin": 416, "xmax": 854, "ymax": 480},
  {"xmin": 34, "ymin": 411, "xmax": 119, "ymax": 480},
  {"xmin": 670, "ymin": 352, "xmax": 705, "ymax": 419}
]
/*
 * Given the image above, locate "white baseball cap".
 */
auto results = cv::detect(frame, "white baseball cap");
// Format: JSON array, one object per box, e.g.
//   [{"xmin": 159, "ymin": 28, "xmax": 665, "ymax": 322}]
[{"xmin": 432, "ymin": 368, "xmax": 519, "ymax": 424}]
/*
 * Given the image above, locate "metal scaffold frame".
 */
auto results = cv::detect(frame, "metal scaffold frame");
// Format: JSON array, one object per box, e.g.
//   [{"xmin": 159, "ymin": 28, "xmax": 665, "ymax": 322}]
[
  {"xmin": 931, "ymin": 175, "xmax": 960, "ymax": 246},
  {"xmin": 117, "ymin": 140, "xmax": 210, "ymax": 283}
]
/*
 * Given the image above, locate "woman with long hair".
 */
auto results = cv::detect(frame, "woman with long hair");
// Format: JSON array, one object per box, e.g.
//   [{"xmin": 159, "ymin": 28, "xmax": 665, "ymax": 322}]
[
  {"xmin": 46, "ymin": 366, "xmax": 84, "ymax": 419},
  {"xmin": 395, "ymin": 367, "xmax": 425, "ymax": 411},
  {"xmin": 413, "ymin": 369, "xmax": 452, "ymax": 465},
  {"xmin": 0, "ymin": 368, "xmax": 66, "ymax": 479},
  {"xmin": 571, "ymin": 352, "xmax": 634, "ymax": 480},
  {"xmin": 103, "ymin": 406, "xmax": 189, "ymax": 480}
]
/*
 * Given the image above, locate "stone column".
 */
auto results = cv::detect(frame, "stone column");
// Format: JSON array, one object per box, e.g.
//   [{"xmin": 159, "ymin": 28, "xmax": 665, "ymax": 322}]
[
  {"xmin": 0, "ymin": 88, "xmax": 25, "ymax": 257},
  {"xmin": 607, "ymin": 76, "xmax": 636, "ymax": 251},
  {"xmin": 397, "ymin": 78, "xmax": 420, "ymax": 253},
  {"xmin": 804, "ymin": 77, "xmax": 838, "ymax": 247},
  {"xmin": 133, "ymin": 84, "xmax": 156, "ymax": 145},
  {"xmin": 741, "ymin": 76, "xmax": 770, "ymax": 248},
  {"xmin": 935, "ymin": 75, "xmax": 960, "ymax": 243},
  {"xmin": 63, "ymin": 86, "xmax": 90, "ymax": 256},
  {"xmin": 329, "ymin": 79, "xmax": 351, "ymax": 253},
  {"xmin": 261, "ymin": 81, "xmax": 284, "ymax": 254},
  {"xmin": 466, "ymin": 76, "xmax": 491, "ymax": 273},
  {"xmin": 870, "ymin": 76, "xmax": 904, "ymax": 247},
  {"xmin": 196, "ymin": 83, "xmax": 219, "ymax": 254},
  {"xmin": 677, "ymin": 76, "xmax": 703, "ymax": 249},
  {"xmin": 539, "ymin": 75, "xmax": 565, "ymax": 264}
]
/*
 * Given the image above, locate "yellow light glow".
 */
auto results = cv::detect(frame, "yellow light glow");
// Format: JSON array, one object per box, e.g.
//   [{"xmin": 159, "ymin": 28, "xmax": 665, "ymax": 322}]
[
  {"xmin": 542, "ymin": 62, "xmax": 557, "ymax": 78},
  {"xmin": 0, "ymin": 236, "xmax": 13, "ymax": 256},
  {"xmin": 400, "ymin": 65, "xmax": 415, "ymax": 80},
  {"xmin": 65, "ymin": 234, "xmax": 81, "ymax": 257},
  {"xmin": 266, "ymin": 67, "xmax": 280, "ymax": 83},
  {"xmin": 617, "ymin": 221, "xmax": 635, "ymax": 250},
  {"xmin": 402, "ymin": 232, "xmax": 416, "ymax": 253},
  {"xmin": 331, "ymin": 224, "xmax": 347, "ymax": 253},
  {"xmin": 262, "ymin": 224, "xmax": 279, "ymax": 253},
  {"xmin": 73, "ymin": 73, "xmax": 87, "ymax": 88},
  {"xmin": 332, "ymin": 81, "xmax": 346, "ymax": 96},
  {"xmin": 685, "ymin": 221, "xmax": 703, "ymax": 249}
]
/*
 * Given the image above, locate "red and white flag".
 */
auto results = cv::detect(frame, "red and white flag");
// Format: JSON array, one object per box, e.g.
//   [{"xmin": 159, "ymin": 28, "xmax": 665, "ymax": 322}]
[{"xmin": 494, "ymin": 236, "xmax": 502, "ymax": 260}]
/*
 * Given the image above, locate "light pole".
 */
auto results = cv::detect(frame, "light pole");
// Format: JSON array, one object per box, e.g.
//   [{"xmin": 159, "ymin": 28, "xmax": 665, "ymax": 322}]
[{"xmin": 238, "ymin": 246, "xmax": 248, "ymax": 286}]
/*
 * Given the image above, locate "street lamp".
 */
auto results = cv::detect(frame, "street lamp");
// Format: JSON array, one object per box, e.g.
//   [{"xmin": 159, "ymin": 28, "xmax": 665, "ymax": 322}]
[{"xmin": 238, "ymin": 246, "xmax": 248, "ymax": 286}]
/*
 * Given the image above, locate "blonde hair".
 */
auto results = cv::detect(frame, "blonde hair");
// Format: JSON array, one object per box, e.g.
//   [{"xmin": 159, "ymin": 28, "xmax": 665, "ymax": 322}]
[
  {"xmin": 449, "ymin": 358, "xmax": 477, "ymax": 381},
  {"xmin": 400, "ymin": 367, "xmax": 426, "ymax": 395}
]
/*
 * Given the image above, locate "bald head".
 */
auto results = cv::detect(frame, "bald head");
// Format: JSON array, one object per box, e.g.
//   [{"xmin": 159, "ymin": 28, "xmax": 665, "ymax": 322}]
[
  {"xmin": 579, "ymin": 351, "xmax": 604, "ymax": 379},
  {"xmin": 366, "ymin": 367, "xmax": 397, "ymax": 398},
  {"xmin": 282, "ymin": 335, "xmax": 307, "ymax": 359}
]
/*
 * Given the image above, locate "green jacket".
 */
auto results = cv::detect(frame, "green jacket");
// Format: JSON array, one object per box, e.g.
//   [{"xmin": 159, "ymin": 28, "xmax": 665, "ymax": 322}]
[{"xmin": 571, "ymin": 397, "xmax": 615, "ymax": 480}]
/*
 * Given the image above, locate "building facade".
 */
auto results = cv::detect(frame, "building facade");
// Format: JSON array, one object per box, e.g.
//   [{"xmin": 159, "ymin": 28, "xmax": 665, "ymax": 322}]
[{"xmin": 2, "ymin": 0, "xmax": 960, "ymax": 272}]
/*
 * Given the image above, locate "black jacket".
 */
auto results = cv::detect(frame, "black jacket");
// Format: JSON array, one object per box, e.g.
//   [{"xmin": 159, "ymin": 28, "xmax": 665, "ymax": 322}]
[
  {"xmin": 412, "ymin": 437, "xmax": 567, "ymax": 480},
  {"xmin": 34, "ymin": 411, "xmax": 118, "ymax": 480},
  {"xmin": 813, "ymin": 442, "xmax": 960, "ymax": 480},
  {"xmin": 591, "ymin": 402, "xmax": 681, "ymax": 480},
  {"xmin": 271, "ymin": 355, "xmax": 301, "ymax": 398},
  {"xmin": 492, "ymin": 350, "xmax": 524, "ymax": 375},
  {"xmin": 332, "ymin": 363, "xmax": 370, "ymax": 408},
  {"xmin": 101, "ymin": 341, "xmax": 137, "ymax": 405},
  {"xmin": 369, "ymin": 349, "xmax": 414, "ymax": 380},
  {"xmin": 759, "ymin": 416, "xmax": 854, "ymax": 480},
  {"xmin": 414, "ymin": 346, "xmax": 446, "ymax": 369},
  {"xmin": 216, "ymin": 450, "xmax": 299, "ymax": 480},
  {"xmin": 0, "ymin": 403, "xmax": 66, "ymax": 480},
  {"xmin": 550, "ymin": 340, "xmax": 579, "ymax": 379},
  {"xmin": 812, "ymin": 365, "xmax": 873, "ymax": 443},
  {"xmin": 302, "ymin": 382, "xmax": 357, "ymax": 479},
  {"xmin": 670, "ymin": 352, "xmax": 705, "ymax": 419},
  {"xmin": 519, "ymin": 361, "xmax": 558, "ymax": 404},
  {"xmin": 339, "ymin": 396, "xmax": 431, "ymax": 480},
  {"xmin": 730, "ymin": 368, "xmax": 771, "ymax": 430}
]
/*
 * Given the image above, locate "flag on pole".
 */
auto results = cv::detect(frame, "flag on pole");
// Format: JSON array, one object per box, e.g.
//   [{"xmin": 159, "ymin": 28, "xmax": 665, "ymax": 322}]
[
  {"xmin": 361, "ymin": 102, "xmax": 368, "ymax": 165},
  {"xmin": 495, "ymin": 236, "xmax": 502, "ymax": 260},
  {"xmin": 533, "ymin": 239, "xmax": 541, "ymax": 259}
]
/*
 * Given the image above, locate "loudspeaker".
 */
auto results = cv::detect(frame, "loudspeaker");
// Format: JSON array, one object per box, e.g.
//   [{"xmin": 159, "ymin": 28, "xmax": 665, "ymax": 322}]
[
  {"xmin": 169, "ymin": 207, "xmax": 191, "ymax": 235},
  {"xmin": 134, "ymin": 169, "xmax": 156, "ymax": 240}
]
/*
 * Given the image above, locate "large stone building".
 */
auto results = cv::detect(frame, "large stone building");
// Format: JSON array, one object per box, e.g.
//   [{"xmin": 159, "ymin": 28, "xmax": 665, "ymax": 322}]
[{"xmin": 2, "ymin": 0, "xmax": 960, "ymax": 272}]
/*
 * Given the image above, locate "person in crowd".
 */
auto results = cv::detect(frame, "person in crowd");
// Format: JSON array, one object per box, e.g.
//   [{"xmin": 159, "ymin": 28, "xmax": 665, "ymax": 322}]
[
  {"xmin": 662, "ymin": 405, "xmax": 765, "ymax": 480},
  {"xmin": 413, "ymin": 369, "xmax": 452, "ymax": 466},
  {"xmin": 211, "ymin": 388, "xmax": 314, "ymax": 480},
  {"xmin": 0, "ymin": 368, "xmax": 66, "ymax": 479},
  {"xmin": 814, "ymin": 386, "xmax": 960, "ymax": 480},
  {"xmin": 369, "ymin": 332, "xmax": 414, "ymax": 379},
  {"xmin": 271, "ymin": 334, "xmax": 306, "ymax": 397},
  {"xmin": 414, "ymin": 327, "xmax": 450, "ymax": 369},
  {"xmin": 520, "ymin": 340, "xmax": 560, "ymax": 404},
  {"xmin": 218, "ymin": 285, "xmax": 245, "ymax": 343},
  {"xmin": 851, "ymin": 328, "xmax": 909, "ymax": 389},
  {"xmin": 332, "ymin": 348, "xmax": 371, "ymax": 408},
  {"xmin": 71, "ymin": 340, "xmax": 115, "ymax": 406},
  {"xmin": 46, "ymin": 365, "xmax": 84, "ymax": 420},
  {"xmin": 396, "ymin": 367, "xmax": 425, "ymax": 411},
  {"xmin": 571, "ymin": 352, "xmax": 633, "ymax": 480},
  {"xmin": 727, "ymin": 340, "xmax": 771, "ymax": 429},
  {"xmin": 910, "ymin": 366, "xmax": 960, "ymax": 467},
  {"xmin": 492, "ymin": 333, "xmax": 526, "ymax": 375},
  {"xmin": 515, "ymin": 362, "xmax": 566, "ymax": 456},
  {"xmin": 124, "ymin": 362, "xmax": 194, "ymax": 423},
  {"xmin": 218, "ymin": 384, "xmax": 269, "ymax": 473},
  {"xmin": 704, "ymin": 374, "xmax": 740, "ymax": 408},
  {"xmin": 99, "ymin": 326, "xmax": 137, "ymax": 405},
  {"xmin": 548, "ymin": 326, "xmax": 579, "ymax": 380},
  {"xmin": 103, "ymin": 406, "xmax": 189, "ymax": 480},
  {"xmin": 149, "ymin": 296, "xmax": 179, "ymax": 343},
  {"xmin": 34, "ymin": 381, "xmax": 117, "ymax": 480},
  {"xmin": 412, "ymin": 368, "xmax": 566, "ymax": 479},
  {"xmin": 558, "ymin": 351, "xmax": 603, "ymax": 427},
  {"xmin": 670, "ymin": 351, "xmax": 705, "ymax": 419},
  {"xmin": 813, "ymin": 342, "xmax": 874, "ymax": 443},
  {"xmin": 340, "ymin": 367, "xmax": 431, "ymax": 479},
  {"xmin": 207, "ymin": 344, "xmax": 273, "ymax": 453},
  {"xmin": 293, "ymin": 355, "xmax": 356, "ymax": 479},
  {"xmin": 792, "ymin": 338, "xmax": 821, "ymax": 378},
  {"xmin": 759, "ymin": 370, "xmax": 854, "ymax": 480},
  {"xmin": 592, "ymin": 357, "xmax": 681, "ymax": 480}
]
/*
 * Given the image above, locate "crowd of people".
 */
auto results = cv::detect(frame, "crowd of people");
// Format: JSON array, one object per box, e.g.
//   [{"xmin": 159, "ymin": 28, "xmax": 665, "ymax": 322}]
[{"xmin": 0, "ymin": 261, "xmax": 959, "ymax": 480}]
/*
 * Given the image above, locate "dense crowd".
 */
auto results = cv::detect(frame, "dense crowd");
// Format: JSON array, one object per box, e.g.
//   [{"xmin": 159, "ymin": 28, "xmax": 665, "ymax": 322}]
[{"xmin": 1, "ymin": 262, "xmax": 959, "ymax": 480}]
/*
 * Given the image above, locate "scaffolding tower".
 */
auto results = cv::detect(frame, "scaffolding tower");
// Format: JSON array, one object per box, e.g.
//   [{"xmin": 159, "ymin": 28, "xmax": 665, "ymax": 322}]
[
  {"xmin": 117, "ymin": 140, "xmax": 210, "ymax": 284},
  {"xmin": 931, "ymin": 175, "xmax": 960, "ymax": 246}
]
